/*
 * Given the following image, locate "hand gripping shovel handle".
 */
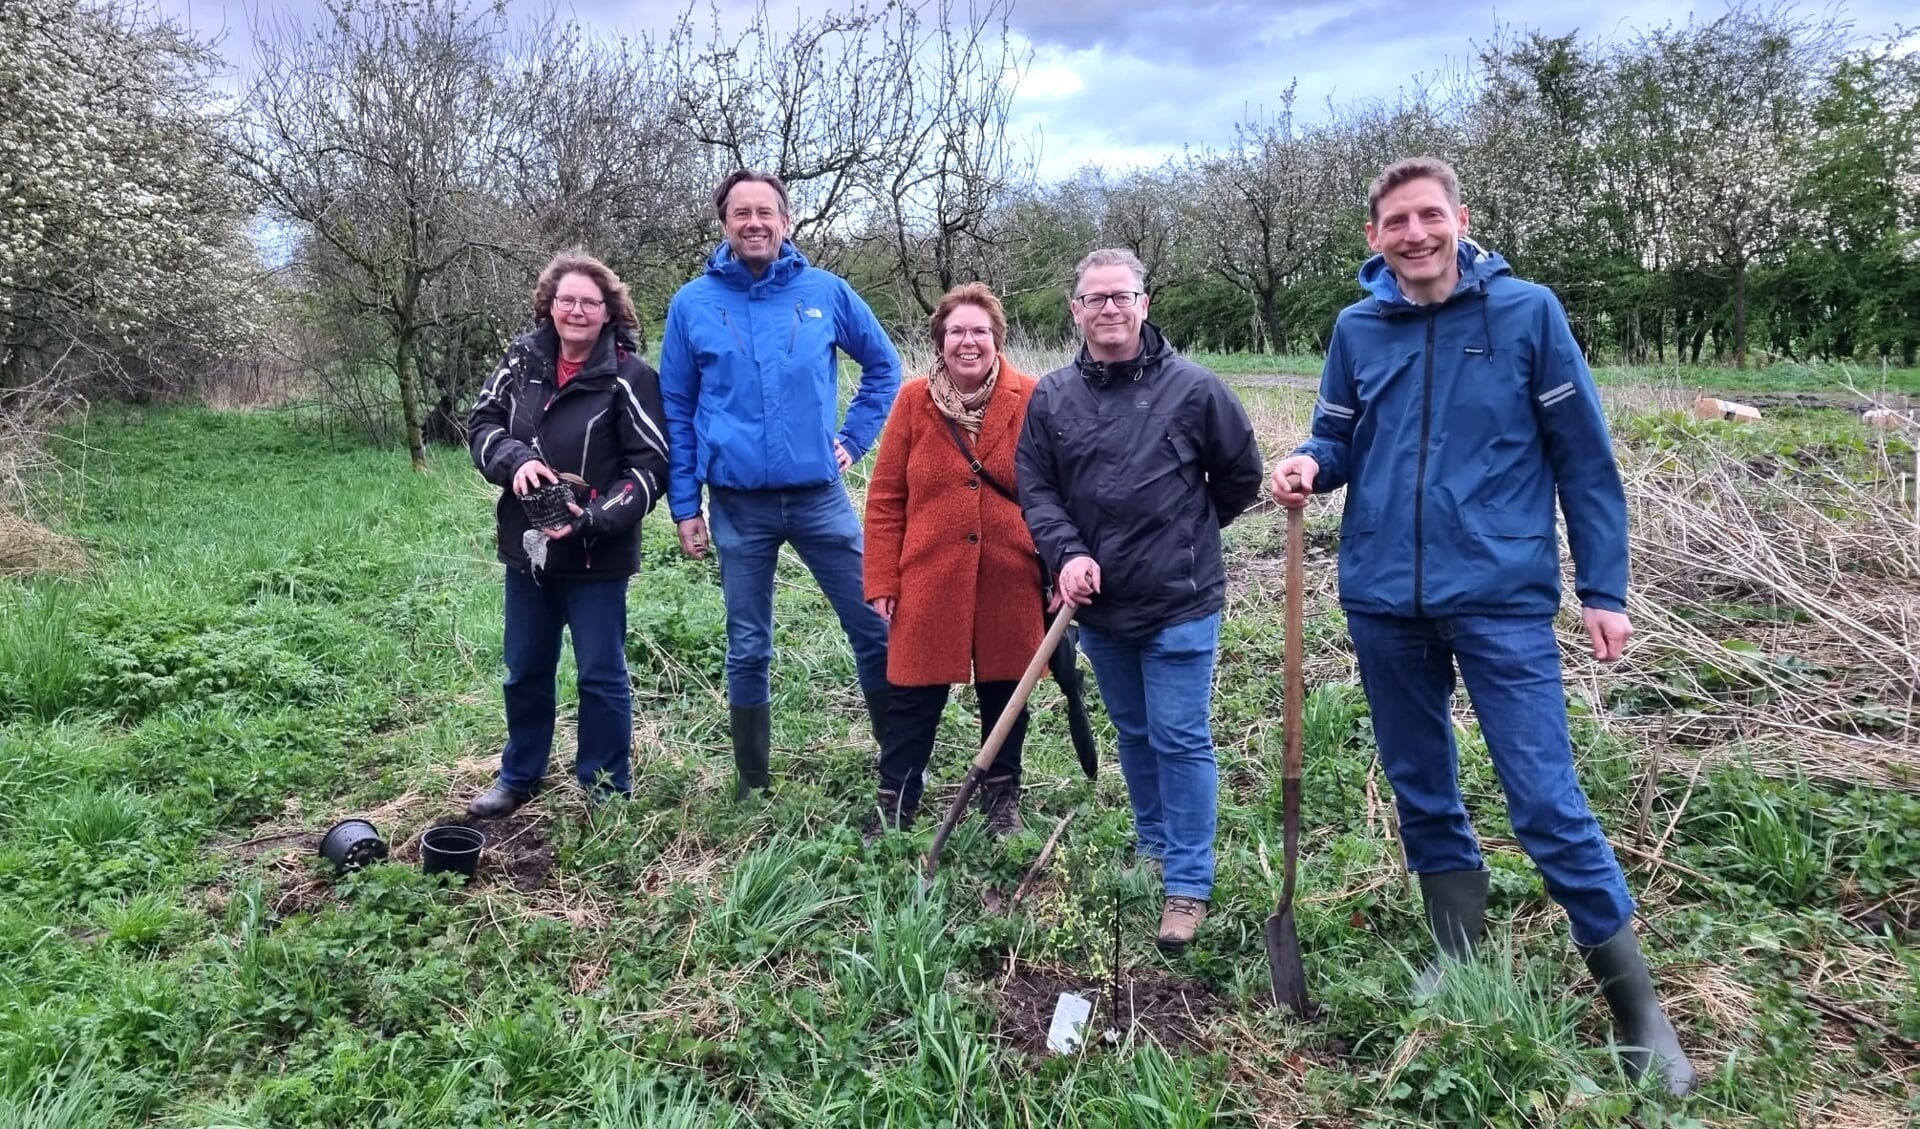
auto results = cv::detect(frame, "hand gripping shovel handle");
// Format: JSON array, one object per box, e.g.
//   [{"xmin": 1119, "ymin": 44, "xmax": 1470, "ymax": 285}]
[
  {"xmin": 1266, "ymin": 481, "xmax": 1316, "ymax": 1017},
  {"xmin": 922, "ymin": 602, "xmax": 1078, "ymax": 888}
]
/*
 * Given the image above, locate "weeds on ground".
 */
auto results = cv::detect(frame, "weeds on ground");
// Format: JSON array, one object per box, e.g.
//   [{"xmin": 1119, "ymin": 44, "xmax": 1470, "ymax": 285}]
[{"xmin": 0, "ymin": 407, "xmax": 1911, "ymax": 1126}]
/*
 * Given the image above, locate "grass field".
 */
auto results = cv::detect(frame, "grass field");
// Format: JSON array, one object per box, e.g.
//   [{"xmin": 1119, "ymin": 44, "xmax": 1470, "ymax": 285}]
[
  {"xmin": 0, "ymin": 387, "xmax": 1915, "ymax": 1127},
  {"xmin": 1182, "ymin": 352, "xmax": 1920, "ymax": 400}
]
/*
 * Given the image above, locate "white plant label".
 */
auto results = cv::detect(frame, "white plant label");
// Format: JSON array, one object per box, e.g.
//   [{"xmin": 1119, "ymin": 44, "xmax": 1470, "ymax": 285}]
[{"xmin": 1046, "ymin": 992, "xmax": 1093, "ymax": 1054}]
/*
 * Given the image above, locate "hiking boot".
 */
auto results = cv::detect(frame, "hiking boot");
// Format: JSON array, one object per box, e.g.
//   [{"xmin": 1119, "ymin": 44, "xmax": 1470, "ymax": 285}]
[
  {"xmin": 1579, "ymin": 924, "xmax": 1700, "ymax": 1096},
  {"xmin": 976, "ymin": 774, "xmax": 1023, "ymax": 839},
  {"xmin": 1156, "ymin": 895, "xmax": 1209, "ymax": 952},
  {"xmin": 730, "ymin": 703, "xmax": 772, "ymax": 802},
  {"xmin": 861, "ymin": 787, "xmax": 918, "ymax": 844},
  {"xmin": 1414, "ymin": 867, "xmax": 1489, "ymax": 997},
  {"xmin": 467, "ymin": 782, "xmax": 533, "ymax": 818}
]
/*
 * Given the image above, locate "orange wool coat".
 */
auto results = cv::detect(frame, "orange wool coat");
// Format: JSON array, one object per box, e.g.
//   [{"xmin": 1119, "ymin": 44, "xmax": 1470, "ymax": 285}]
[{"xmin": 862, "ymin": 361, "xmax": 1047, "ymax": 687}]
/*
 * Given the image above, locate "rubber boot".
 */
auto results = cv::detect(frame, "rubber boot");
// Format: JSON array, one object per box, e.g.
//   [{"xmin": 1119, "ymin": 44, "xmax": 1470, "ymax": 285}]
[
  {"xmin": 730, "ymin": 703, "xmax": 772, "ymax": 802},
  {"xmin": 1578, "ymin": 924, "xmax": 1699, "ymax": 1096},
  {"xmin": 1414, "ymin": 867, "xmax": 1489, "ymax": 997}
]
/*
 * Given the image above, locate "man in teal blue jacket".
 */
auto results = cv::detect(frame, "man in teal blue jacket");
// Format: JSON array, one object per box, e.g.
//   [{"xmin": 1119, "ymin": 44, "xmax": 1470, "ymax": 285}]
[
  {"xmin": 660, "ymin": 170, "xmax": 901, "ymax": 801},
  {"xmin": 1272, "ymin": 157, "xmax": 1696, "ymax": 1096}
]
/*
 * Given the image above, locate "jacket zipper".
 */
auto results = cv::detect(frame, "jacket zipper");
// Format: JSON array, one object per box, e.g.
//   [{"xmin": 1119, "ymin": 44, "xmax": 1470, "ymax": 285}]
[
  {"xmin": 787, "ymin": 301, "xmax": 803, "ymax": 352},
  {"xmin": 1413, "ymin": 312, "xmax": 1435, "ymax": 617},
  {"xmin": 721, "ymin": 309, "xmax": 750, "ymax": 355}
]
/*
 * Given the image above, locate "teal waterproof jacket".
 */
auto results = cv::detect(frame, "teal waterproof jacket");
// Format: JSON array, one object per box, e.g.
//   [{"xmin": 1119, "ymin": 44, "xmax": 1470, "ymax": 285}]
[
  {"xmin": 1293, "ymin": 240, "xmax": 1629, "ymax": 617},
  {"xmin": 659, "ymin": 240, "xmax": 901, "ymax": 522}
]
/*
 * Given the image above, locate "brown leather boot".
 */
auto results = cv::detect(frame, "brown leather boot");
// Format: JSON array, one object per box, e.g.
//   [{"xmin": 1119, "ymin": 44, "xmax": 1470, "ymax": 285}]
[
  {"xmin": 976, "ymin": 774, "xmax": 1023, "ymax": 839},
  {"xmin": 1156, "ymin": 895, "xmax": 1209, "ymax": 952},
  {"xmin": 861, "ymin": 787, "xmax": 918, "ymax": 844}
]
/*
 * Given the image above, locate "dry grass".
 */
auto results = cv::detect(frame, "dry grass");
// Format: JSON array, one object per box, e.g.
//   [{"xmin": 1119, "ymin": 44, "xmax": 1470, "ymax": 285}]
[{"xmin": 0, "ymin": 507, "xmax": 88, "ymax": 578}]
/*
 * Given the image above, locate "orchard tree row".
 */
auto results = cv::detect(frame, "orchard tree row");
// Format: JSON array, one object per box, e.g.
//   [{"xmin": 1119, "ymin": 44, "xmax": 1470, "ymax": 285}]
[{"xmin": 3, "ymin": 0, "xmax": 1914, "ymax": 465}]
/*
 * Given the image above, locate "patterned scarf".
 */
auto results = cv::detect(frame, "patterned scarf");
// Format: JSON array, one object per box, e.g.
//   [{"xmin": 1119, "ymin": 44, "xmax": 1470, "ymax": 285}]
[{"xmin": 927, "ymin": 353, "xmax": 1001, "ymax": 438}]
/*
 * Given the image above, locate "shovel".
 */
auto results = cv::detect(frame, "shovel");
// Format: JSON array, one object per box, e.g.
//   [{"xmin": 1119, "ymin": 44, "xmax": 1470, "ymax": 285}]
[
  {"xmin": 922, "ymin": 602, "xmax": 1078, "ymax": 889},
  {"xmin": 1265, "ymin": 483, "xmax": 1317, "ymax": 1018}
]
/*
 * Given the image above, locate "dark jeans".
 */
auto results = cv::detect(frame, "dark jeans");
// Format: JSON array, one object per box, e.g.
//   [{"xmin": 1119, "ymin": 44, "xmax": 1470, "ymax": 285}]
[
  {"xmin": 1346, "ymin": 611, "xmax": 1636, "ymax": 947},
  {"xmin": 707, "ymin": 483, "xmax": 890, "ymax": 708},
  {"xmin": 877, "ymin": 681, "xmax": 1026, "ymax": 810},
  {"xmin": 498, "ymin": 567, "xmax": 632, "ymax": 796}
]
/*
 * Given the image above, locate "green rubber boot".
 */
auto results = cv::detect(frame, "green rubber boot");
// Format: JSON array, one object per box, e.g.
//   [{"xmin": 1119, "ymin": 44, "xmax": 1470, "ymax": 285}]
[
  {"xmin": 730, "ymin": 703, "xmax": 772, "ymax": 802},
  {"xmin": 1579, "ymin": 924, "xmax": 1699, "ymax": 1097},
  {"xmin": 1413, "ymin": 867, "xmax": 1489, "ymax": 997}
]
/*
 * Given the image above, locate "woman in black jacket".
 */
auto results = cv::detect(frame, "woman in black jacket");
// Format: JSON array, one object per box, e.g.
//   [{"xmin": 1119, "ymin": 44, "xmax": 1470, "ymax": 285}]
[{"xmin": 465, "ymin": 252, "xmax": 670, "ymax": 815}]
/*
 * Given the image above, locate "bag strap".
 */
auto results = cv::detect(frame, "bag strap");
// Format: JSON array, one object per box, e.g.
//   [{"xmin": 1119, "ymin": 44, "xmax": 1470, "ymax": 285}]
[{"xmin": 940, "ymin": 415, "xmax": 1018, "ymax": 503}]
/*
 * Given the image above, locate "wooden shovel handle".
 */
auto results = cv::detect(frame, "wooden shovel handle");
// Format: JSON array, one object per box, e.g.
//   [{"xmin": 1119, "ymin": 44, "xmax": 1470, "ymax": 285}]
[
  {"xmin": 1280, "ymin": 482, "xmax": 1306, "ymax": 907},
  {"xmin": 969, "ymin": 601, "xmax": 1077, "ymax": 774},
  {"xmin": 923, "ymin": 602, "xmax": 1078, "ymax": 886}
]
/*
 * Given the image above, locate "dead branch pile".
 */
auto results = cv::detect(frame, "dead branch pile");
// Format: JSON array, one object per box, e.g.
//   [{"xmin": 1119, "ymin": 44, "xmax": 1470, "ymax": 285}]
[{"xmin": 1575, "ymin": 434, "xmax": 1918, "ymax": 788}]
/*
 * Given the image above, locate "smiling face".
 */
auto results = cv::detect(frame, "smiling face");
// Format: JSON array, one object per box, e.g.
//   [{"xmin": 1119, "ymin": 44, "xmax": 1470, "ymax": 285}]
[
  {"xmin": 1366, "ymin": 175, "xmax": 1470, "ymax": 305},
  {"xmin": 939, "ymin": 302, "xmax": 997, "ymax": 390},
  {"xmin": 720, "ymin": 180, "xmax": 790, "ymax": 275},
  {"xmin": 1070, "ymin": 263, "xmax": 1150, "ymax": 362},
  {"xmin": 550, "ymin": 271, "xmax": 609, "ymax": 358}
]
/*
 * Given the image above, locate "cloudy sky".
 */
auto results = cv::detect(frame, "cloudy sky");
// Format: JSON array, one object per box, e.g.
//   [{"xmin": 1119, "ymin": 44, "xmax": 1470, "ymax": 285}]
[{"xmin": 160, "ymin": 0, "xmax": 1915, "ymax": 180}]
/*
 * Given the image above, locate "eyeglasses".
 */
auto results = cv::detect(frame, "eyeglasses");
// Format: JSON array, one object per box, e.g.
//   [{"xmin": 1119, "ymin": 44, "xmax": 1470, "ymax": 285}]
[
  {"xmin": 552, "ymin": 296, "xmax": 605, "ymax": 313},
  {"xmin": 943, "ymin": 326, "xmax": 995, "ymax": 341},
  {"xmin": 1073, "ymin": 290, "xmax": 1142, "ymax": 310}
]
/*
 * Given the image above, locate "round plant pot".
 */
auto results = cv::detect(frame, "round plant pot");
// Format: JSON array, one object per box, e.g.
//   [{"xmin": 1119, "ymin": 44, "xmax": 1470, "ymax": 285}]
[
  {"xmin": 319, "ymin": 818, "xmax": 388, "ymax": 872},
  {"xmin": 420, "ymin": 825, "xmax": 486, "ymax": 879}
]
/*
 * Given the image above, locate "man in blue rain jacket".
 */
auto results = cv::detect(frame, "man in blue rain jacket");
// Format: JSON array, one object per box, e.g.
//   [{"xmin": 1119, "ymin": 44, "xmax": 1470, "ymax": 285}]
[
  {"xmin": 659, "ymin": 170, "xmax": 901, "ymax": 801},
  {"xmin": 1271, "ymin": 157, "xmax": 1696, "ymax": 1096}
]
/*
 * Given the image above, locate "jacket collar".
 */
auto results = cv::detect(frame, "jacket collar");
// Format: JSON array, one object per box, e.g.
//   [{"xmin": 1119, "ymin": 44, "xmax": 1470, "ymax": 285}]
[
  {"xmin": 527, "ymin": 321, "xmax": 626, "ymax": 386},
  {"xmin": 704, "ymin": 239, "xmax": 809, "ymax": 293},
  {"xmin": 1358, "ymin": 237, "xmax": 1512, "ymax": 315},
  {"xmin": 1073, "ymin": 321, "xmax": 1171, "ymax": 387}
]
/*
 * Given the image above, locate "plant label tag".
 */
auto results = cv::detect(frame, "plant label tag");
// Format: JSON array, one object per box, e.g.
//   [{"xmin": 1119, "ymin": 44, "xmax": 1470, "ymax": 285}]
[{"xmin": 1046, "ymin": 992, "xmax": 1093, "ymax": 1054}]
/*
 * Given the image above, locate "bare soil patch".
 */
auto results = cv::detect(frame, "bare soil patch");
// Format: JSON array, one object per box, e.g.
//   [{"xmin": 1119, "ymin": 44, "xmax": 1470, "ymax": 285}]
[
  {"xmin": 992, "ymin": 966, "xmax": 1225, "ymax": 1057},
  {"xmin": 440, "ymin": 808, "xmax": 556, "ymax": 890}
]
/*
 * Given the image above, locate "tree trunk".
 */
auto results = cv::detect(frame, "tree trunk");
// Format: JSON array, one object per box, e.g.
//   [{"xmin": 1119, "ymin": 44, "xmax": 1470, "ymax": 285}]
[
  {"xmin": 396, "ymin": 333, "xmax": 429, "ymax": 472},
  {"xmin": 1257, "ymin": 287, "xmax": 1284, "ymax": 356},
  {"xmin": 1730, "ymin": 258, "xmax": 1749, "ymax": 369}
]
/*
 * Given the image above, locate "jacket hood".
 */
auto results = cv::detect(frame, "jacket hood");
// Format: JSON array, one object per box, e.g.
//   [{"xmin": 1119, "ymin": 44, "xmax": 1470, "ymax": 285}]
[
  {"xmin": 1073, "ymin": 320, "xmax": 1172, "ymax": 386},
  {"xmin": 703, "ymin": 238, "xmax": 810, "ymax": 292},
  {"xmin": 1358, "ymin": 237, "xmax": 1512, "ymax": 312}
]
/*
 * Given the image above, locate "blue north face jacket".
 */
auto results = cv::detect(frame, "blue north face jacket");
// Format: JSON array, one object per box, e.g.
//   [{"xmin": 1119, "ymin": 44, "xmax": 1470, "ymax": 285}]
[
  {"xmin": 1293, "ymin": 240, "xmax": 1629, "ymax": 618},
  {"xmin": 659, "ymin": 240, "xmax": 901, "ymax": 522}
]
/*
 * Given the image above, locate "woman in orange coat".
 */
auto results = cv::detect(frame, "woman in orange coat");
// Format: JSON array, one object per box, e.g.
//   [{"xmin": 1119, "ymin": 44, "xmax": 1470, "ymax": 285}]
[{"xmin": 862, "ymin": 283, "xmax": 1045, "ymax": 840}]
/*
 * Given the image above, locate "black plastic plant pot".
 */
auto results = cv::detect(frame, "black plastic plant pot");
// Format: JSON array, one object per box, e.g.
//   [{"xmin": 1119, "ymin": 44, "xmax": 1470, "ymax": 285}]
[
  {"xmin": 319, "ymin": 818, "xmax": 388, "ymax": 872},
  {"xmin": 420, "ymin": 825, "xmax": 486, "ymax": 879}
]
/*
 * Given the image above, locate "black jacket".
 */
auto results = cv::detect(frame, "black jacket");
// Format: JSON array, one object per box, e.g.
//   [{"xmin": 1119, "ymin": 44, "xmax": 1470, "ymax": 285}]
[
  {"xmin": 467, "ymin": 322, "xmax": 670, "ymax": 580},
  {"xmin": 1016, "ymin": 322, "xmax": 1264, "ymax": 641}
]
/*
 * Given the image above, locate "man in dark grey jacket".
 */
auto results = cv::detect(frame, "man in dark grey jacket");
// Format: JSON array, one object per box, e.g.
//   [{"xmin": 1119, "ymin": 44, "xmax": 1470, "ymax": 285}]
[{"xmin": 1016, "ymin": 247, "xmax": 1264, "ymax": 951}]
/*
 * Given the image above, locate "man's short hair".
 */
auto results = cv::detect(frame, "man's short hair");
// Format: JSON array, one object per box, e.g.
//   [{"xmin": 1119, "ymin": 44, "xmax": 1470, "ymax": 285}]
[
  {"xmin": 1071, "ymin": 247, "xmax": 1148, "ymax": 294},
  {"xmin": 1367, "ymin": 157, "xmax": 1461, "ymax": 221},
  {"xmin": 713, "ymin": 170, "xmax": 791, "ymax": 219}
]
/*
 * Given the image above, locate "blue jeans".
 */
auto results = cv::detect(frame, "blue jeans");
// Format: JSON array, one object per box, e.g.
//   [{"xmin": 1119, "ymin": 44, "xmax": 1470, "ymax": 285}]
[
  {"xmin": 1346, "ymin": 611, "xmax": 1636, "ymax": 947},
  {"xmin": 500, "ymin": 567, "xmax": 632, "ymax": 796},
  {"xmin": 1077, "ymin": 612, "xmax": 1222, "ymax": 902},
  {"xmin": 707, "ymin": 483, "xmax": 889, "ymax": 708}
]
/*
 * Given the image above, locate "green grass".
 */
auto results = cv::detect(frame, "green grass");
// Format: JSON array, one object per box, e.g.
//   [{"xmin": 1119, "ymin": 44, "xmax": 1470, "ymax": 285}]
[{"xmin": 0, "ymin": 404, "xmax": 1911, "ymax": 1125}]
